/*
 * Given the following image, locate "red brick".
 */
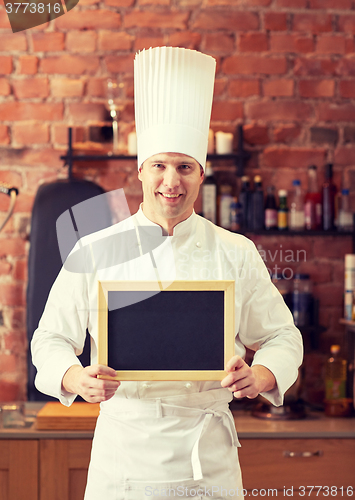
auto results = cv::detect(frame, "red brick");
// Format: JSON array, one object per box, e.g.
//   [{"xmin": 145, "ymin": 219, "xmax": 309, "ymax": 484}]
[
  {"xmin": 125, "ymin": 10, "xmax": 188, "ymax": 29},
  {"xmin": 31, "ymin": 33, "xmax": 65, "ymax": 52},
  {"xmin": 338, "ymin": 16, "xmax": 355, "ymax": 34},
  {"xmin": 52, "ymin": 124, "xmax": 86, "ymax": 144},
  {"xmin": 228, "ymin": 79, "xmax": 260, "ymax": 97},
  {"xmin": 270, "ymin": 34, "xmax": 314, "ymax": 53},
  {"xmin": 66, "ymin": 31, "xmax": 97, "ymax": 53},
  {"xmin": 211, "ymin": 101, "xmax": 243, "ymax": 121},
  {"xmin": 313, "ymin": 237, "xmax": 352, "ymax": 259},
  {"xmin": 0, "ymin": 283, "xmax": 25, "ymax": 307},
  {"xmin": 134, "ymin": 36, "xmax": 165, "ymax": 52},
  {"xmin": 337, "ymin": 58, "xmax": 355, "ymax": 76},
  {"xmin": 334, "ymin": 146, "xmax": 355, "ymax": 166},
  {"xmin": 51, "ymin": 78, "xmax": 85, "ymax": 97},
  {"xmin": 276, "ymin": 0, "xmax": 307, "ymax": 5},
  {"xmin": 203, "ymin": 34, "xmax": 234, "ymax": 53},
  {"xmin": 273, "ymin": 125, "xmax": 301, "ymax": 143},
  {"xmin": 18, "ymin": 55, "xmax": 38, "ymax": 75},
  {"xmin": 345, "ymin": 38, "xmax": 355, "ymax": 54},
  {"xmin": 0, "ymin": 191, "xmax": 33, "ymax": 212},
  {"xmin": 193, "ymin": 11, "xmax": 259, "ymax": 31},
  {"xmin": 264, "ymin": 12, "xmax": 287, "ymax": 31},
  {"xmin": 244, "ymin": 124, "xmax": 269, "ymax": 145},
  {"xmin": 104, "ymin": 0, "xmax": 134, "ymax": 4},
  {"xmin": 40, "ymin": 56, "xmax": 99, "ymax": 75},
  {"xmin": 294, "ymin": 57, "xmax": 339, "ymax": 76},
  {"xmin": 310, "ymin": 0, "xmax": 351, "ymax": 8},
  {"xmin": 98, "ymin": 31, "xmax": 133, "ymax": 51},
  {"xmin": 292, "ymin": 14, "xmax": 333, "ymax": 33},
  {"xmin": 55, "ymin": 9, "xmax": 121, "ymax": 29},
  {"xmin": 8, "ymin": 308, "xmax": 26, "ymax": 330},
  {"xmin": 168, "ymin": 32, "xmax": 202, "ymax": 50},
  {"xmin": 86, "ymin": 77, "xmax": 106, "ymax": 97},
  {"xmin": 3, "ymin": 330, "xmax": 27, "ymax": 355},
  {"xmin": 13, "ymin": 259, "xmax": 27, "ymax": 282},
  {"xmin": 139, "ymin": 0, "xmax": 170, "ymax": 4},
  {"xmin": 314, "ymin": 284, "xmax": 344, "ymax": 308},
  {"xmin": 299, "ymin": 79, "xmax": 335, "ymax": 98},
  {"xmin": 317, "ymin": 103, "xmax": 355, "ymax": 122},
  {"xmin": 13, "ymin": 77, "xmax": 49, "ymax": 98},
  {"xmin": 214, "ymin": 78, "xmax": 227, "ymax": 96},
  {"xmin": 0, "ymin": 77, "xmax": 10, "ymax": 96},
  {"xmin": 339, "ymin": 80, "xmax": 355, "ymax": 98},
  {"xmin": 104, "ymin": 54, "xmax": 134, "ymax": 74},
  {"xmin": 0, "ymin": 102, "xmax": 63, "ymax": 121},
  {"xmin": 263, "ymin": 79, "xmax": 294, "ymax": 97},
  {"xmin": 68, "ymin": 103, "xmax": 108, "ymax": 121},
  {"xmin": 317, "ymin": 36, "xmax": 347, "ymax": 55},
  {"xmin": 0, "ymin": 260, "xmax": 12, "ymax": 275},
  {"xmin": 0, "ymin": 10, "xmax": 11, "ymax": 29},
  {"xmin": 223, "ymin": 55, "xmax": 287, "ymax": 75},
  {"xmin": 13, "ymin": 123, "xmax": 49, "ymax": 145},
  {"xmin": 15, "ymin": 150, "xmax": 62, "ymax": 169},
  {"xmin": 0, "ymin": 57, "xmax": 12, "ymax": 75},
  {"xmin": 0, "ymin": 239, "xmax": 26, "ymax": 258},
  {"xmin": 262, "ymin": 147, "xmax": 326, "ymax": 168},
  {"xmin": 243, "ymin": 0, "xmax": 271, "ymax": 4},
  {"xmin": 0, "ymin": 33, "xmax": 26, "ymax": 51},
  {"xmin": 238, "ymin": 33, "xmax": 268, "ymax": 52},
  {"xmin": 0, "ymin": 124, "xmax": 10, "ymax": 145},
  {"xmin": 0, "ymin": 170, "xmax": 22, "ymax": 188},
  {"xmin": 246, "ymin": 100, "xmax": 313, "ymax": 121}
]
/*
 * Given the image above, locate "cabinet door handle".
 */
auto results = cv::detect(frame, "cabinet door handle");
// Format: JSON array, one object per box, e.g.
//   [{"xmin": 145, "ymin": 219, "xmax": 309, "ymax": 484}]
[{"xmin": 284, "ymin": 450, "xmax": 323, "ymax": 458}]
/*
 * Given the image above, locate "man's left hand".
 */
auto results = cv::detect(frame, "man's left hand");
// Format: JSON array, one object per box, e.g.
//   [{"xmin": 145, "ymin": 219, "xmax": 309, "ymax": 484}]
[{"xmin": 221, "ymin": 356, "xmax": 276, "ymax": 399}]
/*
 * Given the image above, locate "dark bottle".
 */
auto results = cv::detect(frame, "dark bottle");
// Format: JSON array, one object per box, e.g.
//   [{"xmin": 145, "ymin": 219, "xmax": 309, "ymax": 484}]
[
  {"xmin": 305, "ymin": 165, "xmax": 322, "ymax": 230},
  {"xmin": 251, "ymin": 175, "xmax": 264, "ymax": 231},
  {"xmin": 264, "ymin": 185, "xmax": 278, "ymax": 230},
  {"xmin": 202, "ymin": 161, "xmax": 217, "ymax": 224},
  {"xmin": 239, "ymin": 176, "xmax": 252, "ymax": 231},
  {"xmin": 230, "ymin": 199, "xmax": 242, "ymax": 232},
  {"xmin": 278, "ymin": 189, "xmax": 288, "ymax": 231},
  {"xmin": 322, "ymin": 163, "xmax": 337, "ymax": 231}
]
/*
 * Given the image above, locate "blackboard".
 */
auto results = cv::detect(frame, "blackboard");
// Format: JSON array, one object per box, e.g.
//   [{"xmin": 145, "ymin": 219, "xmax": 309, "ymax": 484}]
[{"xmin": 97, "ymin": 280, "xmax": 235, "ymax": 380}]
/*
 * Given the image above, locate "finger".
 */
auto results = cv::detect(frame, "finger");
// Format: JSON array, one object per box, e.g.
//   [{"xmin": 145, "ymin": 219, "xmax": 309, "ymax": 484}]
[
  {"xmin": 226, "ymin": 356, "xmax": 245, "ymax": 372},
  {"xmin": 87, "ymin": 364, "xmax": 118, "ymax": 378}
]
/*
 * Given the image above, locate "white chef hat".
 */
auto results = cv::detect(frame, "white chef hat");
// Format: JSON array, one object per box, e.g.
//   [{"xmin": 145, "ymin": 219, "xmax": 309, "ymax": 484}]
[{"xmin": 134, "ymin": 46, "xmax": 216, "ymax": 171}]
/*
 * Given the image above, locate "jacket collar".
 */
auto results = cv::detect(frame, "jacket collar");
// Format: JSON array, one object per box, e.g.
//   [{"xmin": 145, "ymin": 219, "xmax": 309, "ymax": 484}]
[{"xmin": 134, "ymin": 204, "xmax": 198, "ymax": 237}]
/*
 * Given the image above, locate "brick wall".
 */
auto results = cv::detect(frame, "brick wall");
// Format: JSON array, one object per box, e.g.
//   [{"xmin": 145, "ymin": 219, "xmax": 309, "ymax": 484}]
[{"xmin": 0, "ymin": 0, "xmax": 354, "ymax": 403}]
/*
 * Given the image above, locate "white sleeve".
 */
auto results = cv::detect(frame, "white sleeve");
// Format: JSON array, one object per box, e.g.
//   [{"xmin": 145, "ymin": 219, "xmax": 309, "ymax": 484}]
[
  {"xmin": 238, "ymin": 240, "xmax": 303, "ymax": 407},
  {"xmin": 31, "ymin": 265, "xmax": 89, "ymax": 406}
]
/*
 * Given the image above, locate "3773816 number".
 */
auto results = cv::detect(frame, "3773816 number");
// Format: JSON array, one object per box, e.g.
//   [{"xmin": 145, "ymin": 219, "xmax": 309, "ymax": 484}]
[
  {"xmin": 299, "ymin": 486, "xmax": 354, "ymax": 496},
  {"xmin": 5, "ymin": 3, "xmax": 61, "ymax": 13}
]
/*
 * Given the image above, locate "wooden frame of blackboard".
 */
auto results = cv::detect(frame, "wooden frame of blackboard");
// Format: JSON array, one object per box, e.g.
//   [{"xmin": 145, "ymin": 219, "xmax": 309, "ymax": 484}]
[{"xmin": 97, "ymin": 280, "xmax": 235, "ymax": 381}]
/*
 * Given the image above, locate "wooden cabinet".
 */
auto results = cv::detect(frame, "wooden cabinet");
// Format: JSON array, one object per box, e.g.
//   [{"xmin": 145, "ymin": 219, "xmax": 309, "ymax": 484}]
[
  {"xmin": 0, "ymin": 439, "xmax": 92, "ymax": 500},
  {"xmin": 0, "ymin": 440, "xmax": 38, "ymax": 500},
  {"xmin": 239, "ymin": 439, "xmax": 355, "ymax": 499}
]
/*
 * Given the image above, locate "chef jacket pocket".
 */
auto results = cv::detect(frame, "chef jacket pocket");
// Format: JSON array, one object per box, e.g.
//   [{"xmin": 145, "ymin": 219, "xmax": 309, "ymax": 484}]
[{"xmin": 120, "ymin": 478, "xmax": 203, "ymax": 500}]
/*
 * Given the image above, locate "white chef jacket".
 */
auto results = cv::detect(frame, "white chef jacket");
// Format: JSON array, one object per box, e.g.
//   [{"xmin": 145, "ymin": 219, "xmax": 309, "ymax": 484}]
[{"xmin": 31, "ymin": 207, "xmax": 303, "ymax": 499}]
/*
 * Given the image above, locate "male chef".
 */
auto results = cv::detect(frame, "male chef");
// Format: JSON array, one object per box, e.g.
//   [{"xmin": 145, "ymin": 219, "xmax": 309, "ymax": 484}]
[{"xmin": 32, "ymin": 47, "xmax": 303, "ymax": 500}]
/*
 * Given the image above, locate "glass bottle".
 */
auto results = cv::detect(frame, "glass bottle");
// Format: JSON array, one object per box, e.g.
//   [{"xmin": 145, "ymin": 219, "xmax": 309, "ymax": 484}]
[
  {"xmin": 292, "ymin": 273, "xmax": 313, "ymax": 327},
  {"xmin": 218, "ymin": 185, "xmax": 233, "ymax": 229},
  {"xmin": 305, "ymin": 165, "xmax": 322, "ymax": 230},
  {"xmin": 325, "ymin": 345, "xmax": 347, "ymax": 401},
  {"xmin": 239, "ymin": 176, "xmax": 252, "ymax": 231},
  {"xmin": 264, "ymin": 185, "xmax": 278, "ymax": 230},
  {"xmin": 289, "ymin": 180, "xmax": 305, "ymax": 231},
  {"xmin": 338, "ymin": 189, "xmax": 353, "ymax": 232},
  {"xmin": 278, "ymin": 189, "xmax": 288, "ymax": 231},
  {"xmin": 322, "ymin": 163, "xmax": 337, "ymax": 231},
  {"xmin": 251, "ymin": 175, "xmax": 264, "ymax": 231},
  {"xmin": 230, "ymin": 199, "xmax": 242, "ymax": 232},
  {"xmin": 202, "ymin": 161, "xmax": 217, "ymax": 224}
]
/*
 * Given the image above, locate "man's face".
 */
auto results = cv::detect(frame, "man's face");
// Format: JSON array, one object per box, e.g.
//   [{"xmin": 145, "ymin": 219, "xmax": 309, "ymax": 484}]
[{"xmin": 138, "ymin": 152, "xmax": 204, "ymax": 231}]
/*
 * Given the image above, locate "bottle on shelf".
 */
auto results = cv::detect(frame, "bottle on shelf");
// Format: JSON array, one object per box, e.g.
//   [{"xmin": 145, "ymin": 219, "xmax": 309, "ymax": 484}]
[
  {"xmin": 292, "ymin": 273, "xmax": 313, "ymax": 328},
  {"xmin": 217, "ymin": 170, "xmax": 235, "ymax": 230},
  {"xmin": 338, "ymin": 189, "xmax": 353, "ymax": 232},
  {"xmin": 264, "ymin": 185, "xmax": 278, "ymax": 230},
  {"xmin": 289, "ymin": 179, "xmax": 305, "ymax": 231},
  {"xmin": 230, "ymin": 199, "xmax": 242, "ymax": 232},
  {"xmin": 322, "ymin": 163, "xmax": 337, "ymax": 231},
  {"xmin": 239, "ymin": 176, "xmax": 252, "ymax": 231},
  {"xmin": 251, "ymin": 175, "xmax": 264, "ymax": 231},
  {"xmin": 305, "ymin": 165, "xmax": 322, "ymax": 230},
  {"xmin": 201, "ymin": 161, "xmax": 217, "ymax": 224},
  {"xmin": 325, "ymin": 345, "xmax": 348, "ymax": 417},
  {"xmin": 277, "ymin": 189, "xmax": 288, "ymax": 231}
]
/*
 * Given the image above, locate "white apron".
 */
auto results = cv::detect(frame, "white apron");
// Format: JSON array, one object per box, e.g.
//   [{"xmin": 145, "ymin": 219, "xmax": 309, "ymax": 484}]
[{"xmin": 84, "ymin": 388, "xmax": 244, "ymax": 500}]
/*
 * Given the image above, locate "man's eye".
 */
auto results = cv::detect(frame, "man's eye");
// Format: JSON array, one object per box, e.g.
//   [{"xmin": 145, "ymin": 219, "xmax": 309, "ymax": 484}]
[
  {"xmin": 153, "ymin": 163, "xmax": 164, "ymax": 168},
  {"xmin": 179, "ymin": 164, "xmax": 190, "ymax": 170}
]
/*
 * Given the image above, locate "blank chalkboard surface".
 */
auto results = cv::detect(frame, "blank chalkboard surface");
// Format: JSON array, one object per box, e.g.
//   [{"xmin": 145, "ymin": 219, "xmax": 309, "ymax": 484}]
[{"xmin": 97, "ymin": 281, "xmax": 235, "ymax": 381}]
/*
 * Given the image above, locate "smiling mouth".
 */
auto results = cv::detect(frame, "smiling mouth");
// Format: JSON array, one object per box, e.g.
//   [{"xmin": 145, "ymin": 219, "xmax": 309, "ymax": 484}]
[{"xmin": 158, "ymin": 192, "xmax": 182, "ymax": 199}]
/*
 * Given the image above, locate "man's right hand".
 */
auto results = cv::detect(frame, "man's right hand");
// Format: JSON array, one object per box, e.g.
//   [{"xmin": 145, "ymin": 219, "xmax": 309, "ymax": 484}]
[{"xmin": 62, "ymin": 364, "xmax": 120, "ymax": 403}]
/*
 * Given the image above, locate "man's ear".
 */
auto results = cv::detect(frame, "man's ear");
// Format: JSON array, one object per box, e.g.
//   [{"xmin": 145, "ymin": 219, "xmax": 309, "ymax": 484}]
[{"xmin": 138, "ymin": 165, "xmax": 143, "ymax": 181}]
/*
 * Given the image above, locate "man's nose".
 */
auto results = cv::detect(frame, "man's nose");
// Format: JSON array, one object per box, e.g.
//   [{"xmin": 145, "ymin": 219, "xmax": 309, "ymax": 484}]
[{"xmin": 163, "ymin": 168, "xmax": 180, "ymax": 189}]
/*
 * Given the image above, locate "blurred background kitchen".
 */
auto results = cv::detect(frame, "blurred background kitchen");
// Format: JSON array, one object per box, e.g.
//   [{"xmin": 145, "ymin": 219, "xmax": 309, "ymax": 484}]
[{"xmin": 0, "ymin": 0, "xmax": 355, "ymax": 448}]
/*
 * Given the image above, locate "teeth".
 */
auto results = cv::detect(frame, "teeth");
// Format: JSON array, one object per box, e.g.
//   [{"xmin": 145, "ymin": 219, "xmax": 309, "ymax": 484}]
[{"xmin": 161, "ymin": 193, "xmax": 180, "ymax": 198}]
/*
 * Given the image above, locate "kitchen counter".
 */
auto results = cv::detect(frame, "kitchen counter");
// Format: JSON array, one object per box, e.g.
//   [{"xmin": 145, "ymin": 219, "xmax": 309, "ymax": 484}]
[{"xmin": 1, "ymin": 402, "xmax": 355, "ymax": 439}]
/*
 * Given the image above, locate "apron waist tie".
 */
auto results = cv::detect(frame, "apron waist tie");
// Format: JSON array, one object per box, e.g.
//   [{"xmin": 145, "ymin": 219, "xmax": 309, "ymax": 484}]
[{"xmin": 154, "ymin": 400, "xmax": 239, "ymax": 482}]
